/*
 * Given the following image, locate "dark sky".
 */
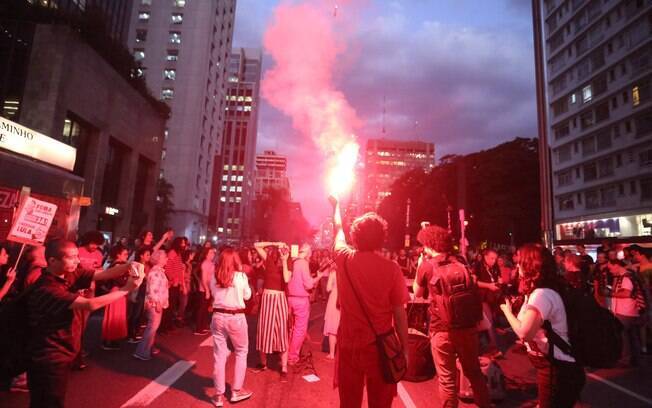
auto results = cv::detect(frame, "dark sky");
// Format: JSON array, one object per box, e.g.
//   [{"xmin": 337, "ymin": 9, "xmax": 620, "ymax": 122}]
[{"xmin": 234, "ymin": 0, "xmax": 537, "ymax": 224}]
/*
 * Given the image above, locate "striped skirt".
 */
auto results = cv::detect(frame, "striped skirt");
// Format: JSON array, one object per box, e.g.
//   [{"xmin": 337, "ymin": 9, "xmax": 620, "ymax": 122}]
[{"xmin": 256, "ymin": 290, "xmax": 289, "ymax": 354}]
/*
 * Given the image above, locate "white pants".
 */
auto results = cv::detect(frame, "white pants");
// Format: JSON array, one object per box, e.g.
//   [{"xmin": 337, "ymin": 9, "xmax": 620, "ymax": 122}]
[{"xmin": 211, "ymin": 313, "xmax": 249, "ymax": 395}]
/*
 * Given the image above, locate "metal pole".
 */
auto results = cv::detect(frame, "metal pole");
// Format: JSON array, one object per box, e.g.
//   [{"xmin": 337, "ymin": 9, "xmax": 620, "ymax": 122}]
[
  {"xmin": 404, "ymin": 198, "xmax": 411, "ymax": 248},
  {"xmin": 532, "ymin": 0, "xmax": 555, "ymax": 249}
]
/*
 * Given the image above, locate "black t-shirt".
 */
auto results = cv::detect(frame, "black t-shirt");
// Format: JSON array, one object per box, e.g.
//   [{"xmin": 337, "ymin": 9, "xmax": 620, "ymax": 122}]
[{"xmin": 27, "ymin": 268, "xmax": 94, "ymax": 364}]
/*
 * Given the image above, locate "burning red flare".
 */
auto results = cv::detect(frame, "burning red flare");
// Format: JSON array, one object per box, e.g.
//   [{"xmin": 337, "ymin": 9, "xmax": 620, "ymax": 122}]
[{"xmin": 262, "ymin": 2, "xmax": 361, "ymax": 199}]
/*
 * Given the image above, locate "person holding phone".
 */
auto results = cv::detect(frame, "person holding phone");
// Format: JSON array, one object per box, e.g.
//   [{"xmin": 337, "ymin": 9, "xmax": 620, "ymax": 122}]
[{"xmin": 252, "ymin": 241, "xmax": 291, "ymax": 381}]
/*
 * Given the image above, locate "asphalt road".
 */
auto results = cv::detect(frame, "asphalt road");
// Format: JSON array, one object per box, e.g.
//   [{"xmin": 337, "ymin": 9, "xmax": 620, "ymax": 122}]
[{"xmin": 3, "ymin": 301, "xmax": 652, "ymax": 407}]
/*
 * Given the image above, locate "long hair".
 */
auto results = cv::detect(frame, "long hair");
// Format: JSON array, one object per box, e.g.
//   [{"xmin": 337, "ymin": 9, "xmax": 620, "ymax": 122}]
[
  {"xmin": 198, "ymin": 247, "xmax": 215, "ymax": 265},
  {"xmin": 238, "ymin": 247, "xmax": 251, "ymax": 266},
  {"xmin": 216, "ymin": 247, "xmax": 241, "ymax": 288},
  {"xmin": 518, "ymin": 243, "xmax": 562, "ymax": 295},
  {"xmin": 267, "ymin": 245, "xmax": 280, "ymax": 266}
]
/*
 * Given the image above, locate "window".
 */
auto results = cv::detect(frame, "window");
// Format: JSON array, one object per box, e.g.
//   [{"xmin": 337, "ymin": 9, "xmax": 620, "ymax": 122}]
[
  {"xmin": 642, "ymin": 178, "xmax": 652, "ymax": 201},
  {"xmin": 582, "ymin": 85, "xmax": 592, "ymax": 103},
  {"xmin": 601, "ymin": 186, "xmax": 616, "ymax": 206},
  {"xmin": 598, "ymin": 158, "xmax": 613, "ymax": 177},
  {"xmin": 134, "ymin": 67, "xmax": 146, "ymax": 78},
  {"xmin": 161, "ymin": 88, "xmax": 174, "ymax": 100},
  {"xmin": 141, "ymin": 0, "xmax": 151, "ymax": 4},
  {"xmin": 138, "ymin": 11, "xmax": 150, "ymax": 21},
  {"xmin": 174, "ymin": 0, "xmax": 186, "ymax": 7},
  {"xmin": 635, "ymin": 109, "xmax": 652, "ymax": 137},
  {"xmin": 580, "ymin": 111, "xmax": 594, "ymax": 129},
  {"xmin": 558, "ymin": 170, "xmax": 573, "ymax": 186},
  {"xmin": 584, "ymin": 162, "xmax": 598, "ymax": 181},
  {"xmin": 136, "ymin": 29, "xmax": 147, "ymax": 43},
  {"xmin": 134, "ymin": 48, "xmax": 145, "ymax": 61},
  {"xmin": 586, "ymin": 189, "xmax": 600, "ymax": 209},
  {"xmin": 557, "ymin": 145, "xmax": 572, "ymax": 163},
  {"xmin": 596, "ymin": 131, "xmax": 611, "ymax": 151},
  {"xmin": 163, "ymin": 69, "xmax": 176, "ymax": 80},
  {"xmin": 633, "ymin": 86, "xmax": 641, "ymax": 106},
  {"xmin": 166, "ymin": 49, "xmax": 179, "ymax": 61},
  {"xmin": 569, "ymin": 93, "xmax": 577, "ymax": 104},
  {"xmin": 582, "ymin": 137, "xmax": 596, "ymax": 156},
  {"xmin": 554, "ymin": 123, "xmax": 570, "ymax": 139},
  {"xmin": 171, "ymin": 13, "xmax": 183, "ymax": 24},
  {"xmin": 641, "ymin": 149, "xmax": 652, "ymax": 166},
  {"xmin": 559, "ymin": 195, "xmax": 575, "ymax": 211},
  {"xmin": 169, "ymin": 31, "xmax": 181, "ymax": 44}
]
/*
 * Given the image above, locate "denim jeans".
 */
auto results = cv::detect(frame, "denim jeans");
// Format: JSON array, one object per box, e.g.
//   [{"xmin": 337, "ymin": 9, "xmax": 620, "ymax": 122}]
[
  {"xmin": 211, "ymin": 312, "xmax": 249, "ymax": 395},
  {"xmin": 288, "ymin": 296, "xmax": 310, "ymax": 363},
  {"xmin": 616, "ymin": 314, "xmax": 642, "ymax": 366},
  {"xmin": 338, "ymin": 344, "xmax": 396, "ymax": 408},
  {"xmin": 431, "ymin": 328, "xmax": 491, "ymax": 408},
  {"xmin": 135, "ymin": 307, "xmax": 162, "ymax": 358}
]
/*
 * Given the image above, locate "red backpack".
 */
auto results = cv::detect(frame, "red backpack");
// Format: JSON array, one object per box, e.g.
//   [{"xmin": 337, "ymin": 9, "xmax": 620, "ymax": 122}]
[{"xmin": 428, "ymin": 259, "xmax": 483, "ymax": 329}]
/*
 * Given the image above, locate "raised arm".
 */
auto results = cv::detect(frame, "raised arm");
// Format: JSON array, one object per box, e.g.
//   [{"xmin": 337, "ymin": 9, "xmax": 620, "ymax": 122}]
[
  {"xmin": 153, "ymin": 230, "xmax": 172, "ymax": 252},
  {"xmin": 72, "ymin": 274, "xmax": 141, "ymax": 311},
  {"xmin": 330, "ymin": 196, "xmax": 347, "ymax": 251},
  {"xmin": 254, "ymin": 242, "xmax": 275, "ymax": 261},
  {"xmin": 93, "ymin": 263, "xmax": 130, "ymax": 282}
]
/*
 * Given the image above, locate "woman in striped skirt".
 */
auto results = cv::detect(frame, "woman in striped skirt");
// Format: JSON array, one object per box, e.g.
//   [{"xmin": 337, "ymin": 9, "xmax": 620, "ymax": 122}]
[{"xmin": 252, "ymin": 242, "xmax": 291, "ymax": 381}]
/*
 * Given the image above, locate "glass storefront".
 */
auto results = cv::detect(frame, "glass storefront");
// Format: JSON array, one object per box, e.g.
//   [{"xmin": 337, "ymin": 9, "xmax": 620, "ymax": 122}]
[{"xmin": 556, "ymin": 212, "xmax": 652, "ymax": 240}]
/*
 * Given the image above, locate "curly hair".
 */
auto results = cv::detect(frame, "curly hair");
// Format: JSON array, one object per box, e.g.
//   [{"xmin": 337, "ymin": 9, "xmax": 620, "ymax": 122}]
[
  {"xmin": 416, "ymin": 225, "xmax": 452, "ymax": 253},
  {"xmin": 350, "ymin": 212, "xmax": 387, "ymax": 252},
  {"xmin": 517, "ymin": 243, "xmax": 562, "ymax": 295},
  {"xmin": 80, "ymin": 230, "xmax": 105, "ymax": 246}
]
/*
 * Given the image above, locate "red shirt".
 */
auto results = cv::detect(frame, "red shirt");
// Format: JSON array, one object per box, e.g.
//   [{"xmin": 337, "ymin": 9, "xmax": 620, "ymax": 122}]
[
  {"xmin": 165, "ymin": 250, "xmax": 184, "ymax": 287},
  {"xmin": 335, "ymin": 246, "xmax": 409, "ymax": 348}
]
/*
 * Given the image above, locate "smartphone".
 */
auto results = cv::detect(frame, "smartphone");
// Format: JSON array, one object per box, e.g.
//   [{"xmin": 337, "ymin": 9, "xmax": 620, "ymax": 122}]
[{"xmin": 291, "ymin": 244, "xmax": 299, "ymax": 258}]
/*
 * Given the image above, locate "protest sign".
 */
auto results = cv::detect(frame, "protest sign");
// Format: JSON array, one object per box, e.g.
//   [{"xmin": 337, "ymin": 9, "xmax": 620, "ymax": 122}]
[{"xmin": 7, "ymin": 196, "xmax": 58, "ymax": 245}]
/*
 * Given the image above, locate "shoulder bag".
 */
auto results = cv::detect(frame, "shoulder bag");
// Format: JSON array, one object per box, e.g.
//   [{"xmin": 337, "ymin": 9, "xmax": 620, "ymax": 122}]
[{"xmin": 342, "ymin": 259, "xmax": 407, "ymax": 383}]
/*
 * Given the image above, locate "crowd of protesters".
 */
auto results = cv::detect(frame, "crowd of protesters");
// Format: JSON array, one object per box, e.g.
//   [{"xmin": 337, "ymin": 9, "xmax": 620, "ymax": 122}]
[{"xmin": 1, "ymin": 205, "xmax": 651, "ymax": 408}]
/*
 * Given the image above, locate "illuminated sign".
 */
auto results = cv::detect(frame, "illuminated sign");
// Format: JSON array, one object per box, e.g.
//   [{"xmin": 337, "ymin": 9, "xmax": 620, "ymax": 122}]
[
  {"xmin": 104, "ymin": 206, "xmax": 120, "ymax": 216},
  {"xmin": 79, "ymin": 196, "xmax": 92, "ymax": 207},
  {"xmin": 0, "ymin": 116, "xmax": 76, "ymax": 171}
]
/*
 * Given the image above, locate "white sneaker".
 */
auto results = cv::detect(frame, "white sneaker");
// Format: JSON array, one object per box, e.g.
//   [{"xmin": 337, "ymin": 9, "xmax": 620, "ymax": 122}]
[
  {"xmin": 212, "ymin": 394, "xmax": 224, "ymax": 407},
  {"xmin": 230, "ymin": 389, "xmax": 253, "ymax": 402}
]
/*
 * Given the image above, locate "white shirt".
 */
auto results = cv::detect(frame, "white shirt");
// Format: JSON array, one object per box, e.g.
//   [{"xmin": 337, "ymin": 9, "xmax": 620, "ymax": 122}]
[
  {"xmin": 210, "ymin": 271, "xmax": 252, "ymax": 310},
  {"xmin": 611, "ymin": 274, "xmax": 639, "ymax": 317},
  {"xmin": 518, "ymin": 288, "xmax": 575, "ymax": 362}
]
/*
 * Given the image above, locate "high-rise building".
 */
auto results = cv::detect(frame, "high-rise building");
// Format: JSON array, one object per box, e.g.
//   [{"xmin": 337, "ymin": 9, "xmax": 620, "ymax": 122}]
[
  {"xmin": 209, "ymin": 47, "xmax": 262, "ymax": 241},
  {"xmin": 126, "ymin": 0, "xmax": 236, "ymax": 242},
  {"xmin": 364, "ymin": 138, "xmax": 436, "ymax": 210},
  {"xmin": 0, "ymin": 0, "xmax": 166, "ymax": 242},
  {"xmin": 533, "ymin": 0, "xmax": 652, "ymax": 243},
  {"xmin": 253, "ymin": 150, "xmax": 290, "ymax": 200}
]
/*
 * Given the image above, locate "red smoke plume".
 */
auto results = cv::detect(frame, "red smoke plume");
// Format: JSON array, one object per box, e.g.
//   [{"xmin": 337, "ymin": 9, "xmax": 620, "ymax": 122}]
[{"xmin": 262, "ymin": 1, "xmax": 361, "ymax": 198}]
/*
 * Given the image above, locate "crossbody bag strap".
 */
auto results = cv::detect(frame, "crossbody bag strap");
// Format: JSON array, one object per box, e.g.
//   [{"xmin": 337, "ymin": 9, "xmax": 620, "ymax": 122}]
[
  {"xmin": 342, "ymin": 258, "xmax": 379, "ymax": 336},
  {"xmin": 542, "ymin": 320, "xmax": 574, "ymax": 359}
]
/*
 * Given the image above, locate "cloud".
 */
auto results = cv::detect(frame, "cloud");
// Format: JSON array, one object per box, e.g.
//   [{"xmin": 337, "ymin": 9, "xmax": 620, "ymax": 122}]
[{"xmin": 236, "ymin": 1, "xmax": 537, "ymax": 223}]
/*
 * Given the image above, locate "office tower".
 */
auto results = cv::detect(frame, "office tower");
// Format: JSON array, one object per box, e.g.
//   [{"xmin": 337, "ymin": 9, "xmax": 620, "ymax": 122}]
[
  {"xmin": 209, "ymin": 47, "xmax": 262, "ymax": 241},
  {"xmin": 253, "ymin": 150, "xmax": 291, "ymax": 200},
  {"xmin": 533, "ymin": 0, "xmax": 652, "ymax": 242},
  {"xmin": 364, "ymin": 138, "xmax": 435, "ymax": 210},
  {"xmin": 126, "ymin": 0, "xmax": 236, "ymax": 242}
]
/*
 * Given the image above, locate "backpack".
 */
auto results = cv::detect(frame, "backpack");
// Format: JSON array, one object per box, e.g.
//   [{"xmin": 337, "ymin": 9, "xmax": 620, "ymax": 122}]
[
  {"xmin": 0, "ymin": 285, "xmax": 35, "ymax": 384},
  {"xmin": 621, "ymin": 270, "xmax": 650, "ymax": 316},
  {"xmin": 543, "ymin": 285, "xmax": 623, "ymax": 368},
  {"xmin": 428, "ymin": 259, "xmax": 483, "ymax": 329}
]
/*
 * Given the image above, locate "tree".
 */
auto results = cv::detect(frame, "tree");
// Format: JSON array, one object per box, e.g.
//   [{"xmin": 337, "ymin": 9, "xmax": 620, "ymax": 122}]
[
  {"xmin": 154, "ymin": 177, "xmax": 174, "ymax": 237},
  {"xmin": 253, "ymin": 187, "xmax": 316, "ymax": 244},
  {"xmin": 378, "ymin": 137, "xmax": 541, "ymax": 249}
]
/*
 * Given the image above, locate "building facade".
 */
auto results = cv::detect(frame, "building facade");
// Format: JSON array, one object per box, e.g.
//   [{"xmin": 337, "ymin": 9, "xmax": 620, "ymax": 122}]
[
  {"xmin": 364, "ymin": 138, "xmax": 435, "ymax": 210},
  {"xmin": 0, "ymin": 2, "xmax": 166, "ymax": 242},
  {"xmin": 534, "ymin": 0, "xmax": 652, "ymax": 243},
  {"xmin": 253, "ymin": 150, "xmax": 290, "ymax": 200},
  {"xmin": 126, "ymin": 0, "xmax": 236, "ymax": 242},
  {"xmin": 208, "ymin": 47, "xmax": 261, "ymax": 241}
]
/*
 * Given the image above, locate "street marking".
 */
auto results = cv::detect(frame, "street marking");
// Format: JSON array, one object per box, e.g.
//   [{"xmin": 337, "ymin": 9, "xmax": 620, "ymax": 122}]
[
  {"xmin": 587, "ymin": 372, "xmax": 652, "ymax": 406},
  {"xmin": 200, "ymin": 336, "xmax": 212, "ymax": 347},
  {"xmin": 120, "ymin": 360, "xmax": 196, "ymax": 407},
  {"xmin": 397, "ymin": 382, "xmax": 417, "ymax": 408}
]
